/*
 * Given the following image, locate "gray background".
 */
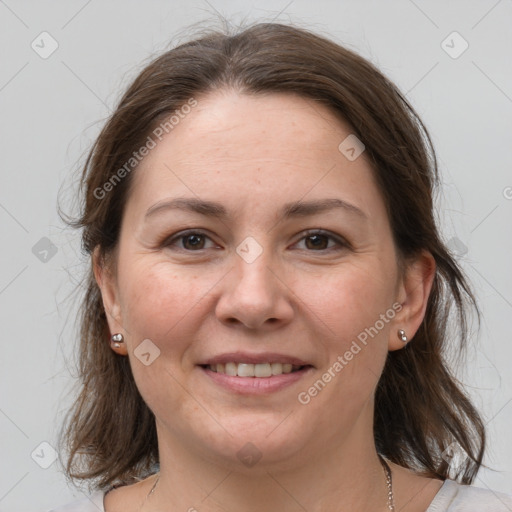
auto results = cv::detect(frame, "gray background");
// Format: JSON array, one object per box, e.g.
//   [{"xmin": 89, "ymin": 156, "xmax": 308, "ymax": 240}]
[{"xmin": 0, "ymin": 1, "xmax": 511, "ymax": 510}]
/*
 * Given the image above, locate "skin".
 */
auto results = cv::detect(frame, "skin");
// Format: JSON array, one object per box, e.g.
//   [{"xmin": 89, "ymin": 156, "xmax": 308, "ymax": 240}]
[{"xmin": 95, "ymin": 90, "xmax": 442, "ymax": 511}]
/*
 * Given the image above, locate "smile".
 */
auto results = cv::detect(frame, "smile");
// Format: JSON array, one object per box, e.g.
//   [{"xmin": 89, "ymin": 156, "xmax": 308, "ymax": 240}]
[
  {"xmin": 203, "ymin": 362, "xmax": 304, "ymax": 377},
  {"xmin": 198, "ymin": 364, "xmax": 314, "ymax": 394}
]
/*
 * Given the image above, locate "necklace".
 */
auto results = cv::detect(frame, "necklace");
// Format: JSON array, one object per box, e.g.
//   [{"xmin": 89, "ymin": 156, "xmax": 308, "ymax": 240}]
[
  {"xmin": 379, "ymin": 455, "xmax": 395, "ymax": 511},
  {"xmin": 142, "ymin": 458, "xmax": 394, "ymax": 511},
  {"xmin": 140, "ymin": 473, "xmax": 159, "ymax": 510}
]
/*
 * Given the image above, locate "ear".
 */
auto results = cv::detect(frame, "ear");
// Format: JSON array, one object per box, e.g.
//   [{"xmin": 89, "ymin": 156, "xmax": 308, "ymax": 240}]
[
  {"xmin": 388, "ymin": 250, "xmax": 436, "ymax": 351},
  {"xmin": 92, "ymin": 246, "xmax": 128, "ymax": 356}
]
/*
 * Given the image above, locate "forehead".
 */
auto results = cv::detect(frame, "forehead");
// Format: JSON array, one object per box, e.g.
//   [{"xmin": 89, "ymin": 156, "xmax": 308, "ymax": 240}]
[
  {"xmin": 153, "ymin": 90, "xmax": 355, "ymax": 162},
  {"xmin": 126, "ymin": 90, "xmax": 384, "ymax": 223}
]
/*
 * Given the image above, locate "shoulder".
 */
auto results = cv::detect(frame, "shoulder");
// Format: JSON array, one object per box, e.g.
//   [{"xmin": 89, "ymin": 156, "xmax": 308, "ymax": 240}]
[
  {"xmin": 47, "ymin": 491, "xmax": 105, "ymax": 512},
  {"xmin": 427, "ymin": 479, "xmax": 512, "ymax": 512}
]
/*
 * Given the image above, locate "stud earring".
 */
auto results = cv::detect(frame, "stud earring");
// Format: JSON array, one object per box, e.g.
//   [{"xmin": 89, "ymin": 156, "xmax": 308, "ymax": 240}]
[
  {"xmin": 111, "ymin": 333, "xmax": 124, "ymax": 348},
  {"xmin": 397, "ymin": 329, "xmax": 408, "ymax": 343}
]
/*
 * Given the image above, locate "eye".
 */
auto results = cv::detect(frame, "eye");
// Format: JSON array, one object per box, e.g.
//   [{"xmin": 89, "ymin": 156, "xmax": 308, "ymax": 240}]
[
  {"xmin": 293, "ymin": 230, "xmax": 348, "ymax": 252},
  {"xmin": 163, "ymin": 230, "xmax": 218, "ymax": 251},
  {"xmin": 162, "ymin": 229, "xmax": 348, "ymax": 253}
]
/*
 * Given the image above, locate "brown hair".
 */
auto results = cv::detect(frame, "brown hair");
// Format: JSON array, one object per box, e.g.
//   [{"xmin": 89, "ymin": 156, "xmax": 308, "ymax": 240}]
[{"xmin": 60, "ymin": 20, "xmax": 485, "ymax": 489}]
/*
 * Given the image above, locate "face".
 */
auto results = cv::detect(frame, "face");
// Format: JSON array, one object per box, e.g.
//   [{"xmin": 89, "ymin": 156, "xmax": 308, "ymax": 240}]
[{"xmin": 97, "ymin": 90, "xmax": 427, "ymax": 471}]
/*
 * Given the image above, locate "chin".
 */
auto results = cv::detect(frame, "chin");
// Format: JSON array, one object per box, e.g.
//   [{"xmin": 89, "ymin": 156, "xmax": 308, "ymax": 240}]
[{"xmin": 186, "ymin": 415, "xmax": 313, "ymax": 473}]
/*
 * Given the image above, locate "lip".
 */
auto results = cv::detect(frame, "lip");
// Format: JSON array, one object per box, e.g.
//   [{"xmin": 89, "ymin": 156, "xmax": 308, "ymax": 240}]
[
  {"xmin": 199, "ymin": 365, "xmax": 314, "ymax": 394},
  {"xmin": 198, "ymin": 351, "xmax": 312, "ymax": 367}
]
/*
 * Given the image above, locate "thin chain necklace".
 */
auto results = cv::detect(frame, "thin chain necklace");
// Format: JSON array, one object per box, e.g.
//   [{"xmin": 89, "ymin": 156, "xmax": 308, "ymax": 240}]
[
  {"xmin": 139, "ymin": 473, "xmax": 159, "ymax": 510},
  {"xmin": 141, "ymin": 457, "xmax": 395, "ymax": 511},
  {"xmin": 379, "ymin": 455, "xmax": 396, "ymax": 511}
]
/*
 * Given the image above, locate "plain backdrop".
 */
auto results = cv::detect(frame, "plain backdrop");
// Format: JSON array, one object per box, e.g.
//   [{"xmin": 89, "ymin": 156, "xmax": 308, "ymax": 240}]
[{"xmin": 0, "ymin": 1, "xmax": 511, "ymax": 510}]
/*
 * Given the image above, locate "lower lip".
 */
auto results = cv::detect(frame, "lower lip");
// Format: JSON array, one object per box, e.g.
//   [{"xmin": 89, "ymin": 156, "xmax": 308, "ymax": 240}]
[{"xmin": 199, "ymin": 365, "xmax": 314, "ymax": 394}]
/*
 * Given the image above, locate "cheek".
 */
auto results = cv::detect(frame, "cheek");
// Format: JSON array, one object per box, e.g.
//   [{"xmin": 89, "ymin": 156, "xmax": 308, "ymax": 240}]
[
  {"xmin": 294, "ymin": 260, "xmax": 397, "ymax": 346},
  {"xmin": 294, "ymin": 267, "xmax": 394, "ymax": 413},
  {"xmin": 118, "ymin": 262, "xmax": 206, "ymax": 414},
  {"xmin": 119, "ymin": 260, "xmax": 207, "ymax": 351},
  {"xmin": 118, "ymin": 253, "xmax": 242, "ymax": 413}
]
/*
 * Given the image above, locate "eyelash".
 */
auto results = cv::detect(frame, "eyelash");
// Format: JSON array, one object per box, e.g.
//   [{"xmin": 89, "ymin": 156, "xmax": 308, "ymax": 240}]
[{"xmin": 162, "ymin": 229, "xmax": 349, "ymax": 253}]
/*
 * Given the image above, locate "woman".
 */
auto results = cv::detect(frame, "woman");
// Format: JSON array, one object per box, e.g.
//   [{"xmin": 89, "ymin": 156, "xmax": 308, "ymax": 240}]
[{"xmin": 52, "ymin": 21, "xmax": 512, "ymax": 511}]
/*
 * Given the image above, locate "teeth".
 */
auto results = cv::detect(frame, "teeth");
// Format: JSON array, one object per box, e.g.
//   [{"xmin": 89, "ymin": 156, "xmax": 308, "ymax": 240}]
[
  {"xmin": 207, "ymin": 362, "xmax": 302, "ymax": 377},
  {"xmin": 238, "ymin": 363, "xmax": 255, "ymax": 377}
]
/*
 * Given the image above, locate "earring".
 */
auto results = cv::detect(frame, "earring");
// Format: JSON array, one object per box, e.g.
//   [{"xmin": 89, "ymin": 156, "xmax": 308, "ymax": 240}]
[
  {"xmin": 111, "ymin": 333, "xmax": 124, "ymax": 348},
  {"xmin": 397, "ymin": 329, "xmax": 408, "ymax": 343}
]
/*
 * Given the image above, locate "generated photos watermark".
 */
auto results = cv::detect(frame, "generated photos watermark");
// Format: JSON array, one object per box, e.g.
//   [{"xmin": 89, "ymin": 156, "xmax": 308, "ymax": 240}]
[
  {"xmin": 93, "ymin": 97, "xmax": 198, "ymax": 200},
  {"xmin": 297, "ymin": 302, "xmax": 403, "ymax": 404}
]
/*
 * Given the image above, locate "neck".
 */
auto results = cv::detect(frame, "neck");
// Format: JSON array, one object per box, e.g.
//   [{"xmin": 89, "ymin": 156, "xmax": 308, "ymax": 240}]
[{"xmin": 149, "ymin": 415, "xmax": 390, "ymax": 511}]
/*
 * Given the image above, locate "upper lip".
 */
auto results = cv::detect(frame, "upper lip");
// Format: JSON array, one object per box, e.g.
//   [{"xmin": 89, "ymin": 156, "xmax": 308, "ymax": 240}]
[{"xmin": 199, "ymin": 352, "xmax": 313, "ymax": 367}]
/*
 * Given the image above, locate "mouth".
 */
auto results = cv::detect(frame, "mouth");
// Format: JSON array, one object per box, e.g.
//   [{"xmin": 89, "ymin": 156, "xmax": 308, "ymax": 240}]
[
  {"xmin": 199, "ymin": 362, "xmax": 309, "ymax": 377},
  {"xmin": 197, "ymin": 355, "xmax": 314, "ymax": 394}
]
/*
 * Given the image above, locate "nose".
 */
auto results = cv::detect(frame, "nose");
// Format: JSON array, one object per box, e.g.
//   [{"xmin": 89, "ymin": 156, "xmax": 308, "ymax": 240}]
[{"xmin": 215, "ymin": 246, "xmax": 294, "ymax": 331}]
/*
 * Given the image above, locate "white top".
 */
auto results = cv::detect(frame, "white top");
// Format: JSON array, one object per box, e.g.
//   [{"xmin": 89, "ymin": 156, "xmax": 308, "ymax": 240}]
[{"xmin": 48, "ymin": 479, "xmax": 512, "ymax": 511}]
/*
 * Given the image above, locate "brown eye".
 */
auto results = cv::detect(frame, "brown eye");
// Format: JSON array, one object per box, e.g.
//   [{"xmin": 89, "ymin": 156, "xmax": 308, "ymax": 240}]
[
  {"xmin": 164, "ymin": 231, "xmax": 216, "ymax": 251},
  {"xmin": 163, "ymin": 229, "xmax": 347, "ymax": 254},
  {"xmin": 304, "ymin": 234, "xmax": 330, "ymax": 250},
  {"xmin": 182, "ymin": 234, "xmax": 206, "ymax": 250},
  {"xmin": 295, "ymin": 230, "xmax": 348, "ymax": 252}
]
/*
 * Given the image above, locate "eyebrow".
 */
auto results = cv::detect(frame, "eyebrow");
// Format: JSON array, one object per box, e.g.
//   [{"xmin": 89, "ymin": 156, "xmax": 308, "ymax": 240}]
[{"xmin": 144, "ymin": 197, "xmax": 367, "ymax": 222}]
